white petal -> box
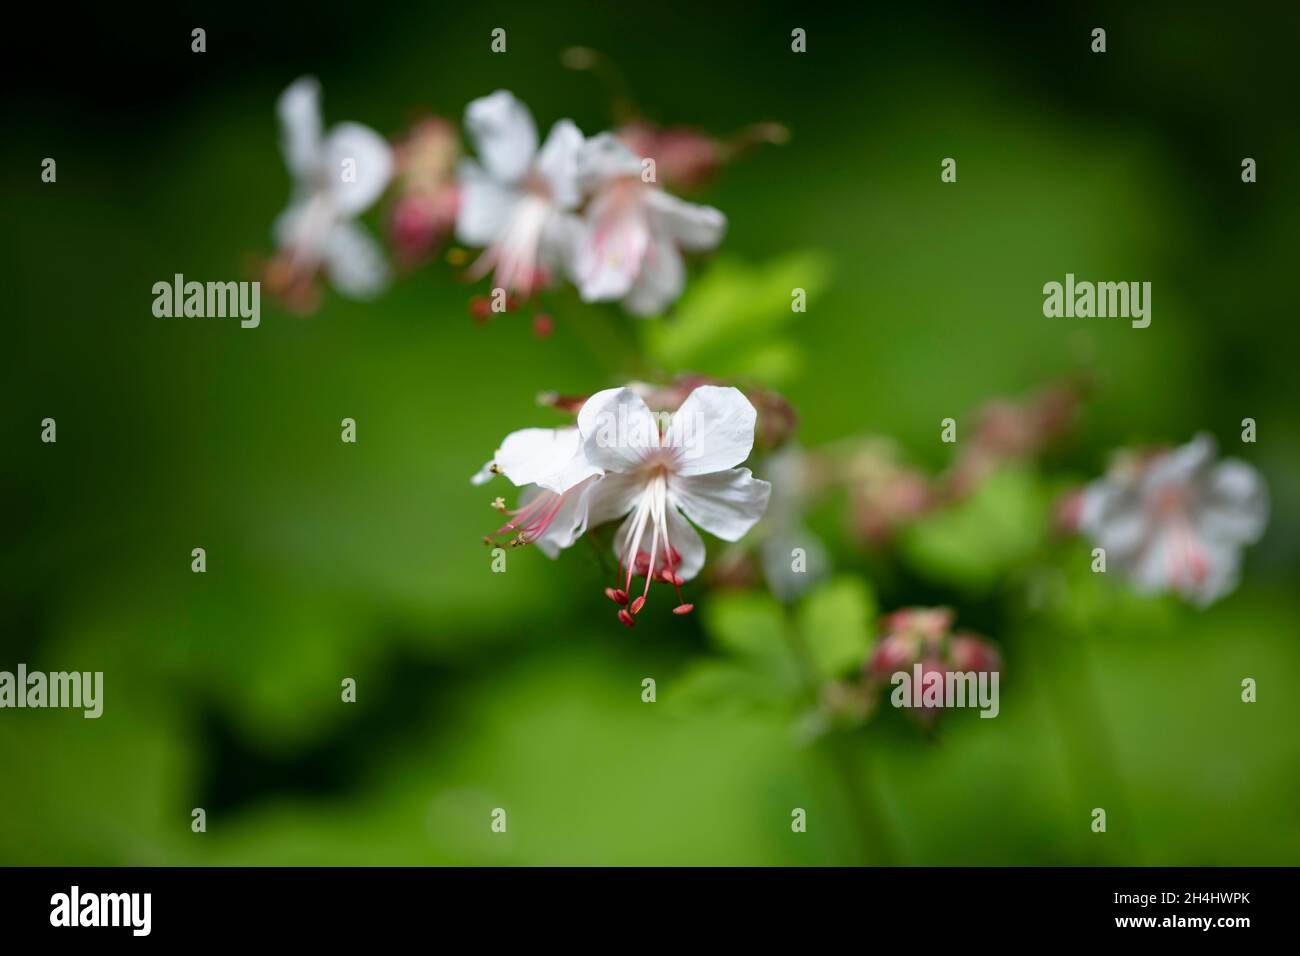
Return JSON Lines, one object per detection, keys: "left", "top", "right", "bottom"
{"left": 762, "top": 525, "right": 828, "bottom": 602}
{"left": 454, "top": 160, "right": 519, "bottom": 246}
{"left": 1076, "top": 481, "right": 1110, "bottom": 536}
{"left": 495, "top": 427, "right": 590, "bottom": 490}
{"left": 645, "top": 189, "right": 727, "bottom": 251}
{"left": 524, "top": 478, "right": 597, "bottom": 557}
{"left": 1198, "top": 459, "right": 1269, "bottom": 546}
{"left": 1097, "top": 507, "right": 1150, "bottom": 560}
{"left": 664, "top": 506, "right": 706, "bottom": 581}
{"left": 1186, "top": 550, "right": 1241, "bottom": 607}
{"left": 324, "top": 122, "right": 393, "bottom": 217}
{"left": 1127, "top": 527, "right": 1175, "bottom": 596}
{"left": 538, "top": 211, "right": 584, "bottom": 282}
{"left": 583, "top": 471, "right": 645, "bottom": 528}
{"left": 272, "top": 200, "right": 325, "bottom": 258}
{"left": 1129, "top": 523, "right": 1239, "bottom": 606}
{"left": 1143, "top": 432, "right": 1216, "bottom": 492}
{"left": 574, "top": 187, "right": 649, "bottom": 302}
{"left": 576, "top": 132, "right": 643, "bottom": 194}
{"left": 578, "top": 387, "right": 662, "bottom": 473}
{"left": 668, "top": 467, "right": 771, "bottom": 541}
{"left": 535, "top": 119, "right": 585, "bottom": 210}
{"left": 1079, "top": 481, "right": 1149, "bottom": 561}
{"left": 464, "top": 90, "right": 537, "bottom": 184}
{"left": 621, "top": 232, "right": 685, "bottom": 316}
{"left": 278, "top": 76, "right": 323, "bottom": 179}
{"left": 470, "top": 460, "right": 497, "bottom": 485}
{"left": 322, "top": 221, "right": 390, "bottom": 298}
{"left": 663, "top": 385, "right": 758, "bottom": 477}
{"left": 543, "top": 445, "right": 603, "bottom": 494}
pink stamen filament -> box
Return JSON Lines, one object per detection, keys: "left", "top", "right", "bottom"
{"left": 469, "top": 193, "right": 551, "bottom": 296}
{"left": 486, "top": 489, "right": 567, "bottom": 546}
{"left": 610, "top": 471, "right": 693, "bottom": 624}
{"left": 1170, "top": 516, "right": 1209, "bottom": 588}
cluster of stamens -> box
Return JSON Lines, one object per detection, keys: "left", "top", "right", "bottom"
{"left": 603, "top": 472, "right": 695, "bottom": 626}
{"left": 482, "top": 476, "right": 569, "bottom": 549}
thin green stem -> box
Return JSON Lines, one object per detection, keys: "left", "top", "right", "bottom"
{"left": 780, "top": 604, "right": 899, "bottom": 866}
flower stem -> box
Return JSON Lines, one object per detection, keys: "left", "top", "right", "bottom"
{"left": 781, "top": 604, "right": 899, "bottom": 866}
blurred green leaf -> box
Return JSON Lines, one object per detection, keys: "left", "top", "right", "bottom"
{"left": 900, "top": 465, "right": 1048, "bottom": 592}
{"left": 702, "top": 590, "right": 788, "bottom": 659}
{"left": 700, "top": 590, "right": 804, "bottom": 694}
{"left": 668, "top": 660, "right": 790, "bottom": 715}
{"left": 797, "top": 575, "right": 877, "bottom": 680}
{"left": 639, "top": 253, "right": 832, "bottom": 385}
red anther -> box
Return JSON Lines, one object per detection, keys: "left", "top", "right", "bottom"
{"left": 630, "top": 595, "right": 646, "bottom": 615}
{"left": 532, "top": 313, "right": 554, "bottom": 338}
{"left": 469, "top": 296, "right": 492, "bottom": 323}
{"left": 618, "top": 609, "right": 635, "bottom": 628}
{"left": 657, "top": 567, "right": 684, "bottom": 586}
{"left": 672, "top": 603, "right": 695, "bottom": 616}
{"left": 605, "top": 587, "right": 629, "bottom": 606}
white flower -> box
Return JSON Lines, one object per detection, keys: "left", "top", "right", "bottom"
{"left": 1078, "top": 433, "right": 1268, "bottom": 606}
{"left": 474, "top": 426, "right": 602, "bottom": 557}
{"left": 759, "top": 446, "right": 829, "bottom": 603}
{"left": 573, "top": 133, "right": 726, "bottom": 317}
{"left": 273, "top": 77, "right": 394, "bottom": 299}
{"left": 578, "top": 385, "right": 771, "bottom": 623}
{"left": 455, "top": 91, "right": 585, "bottom": 296}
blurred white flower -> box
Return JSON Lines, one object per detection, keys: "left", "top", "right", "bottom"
{"left": 474, "top": 426, "right": 603, "bottom": 557}
{"left": 758, "top": 446, "right": 829, "bottom": 603}
{"left": 1078, "top": 433, "right": 1268, "bottom": 606}
{"left": 455, "top": 91, "right": 586, "bottom": 296}
{"left": 271, "top": 76, "right": 394, "bottom": 301}
{"left": 578, "top": 385, "right": 770, "bottom": 624}
{"left": 573, "top": 133, "right": 726, "bottom": 316}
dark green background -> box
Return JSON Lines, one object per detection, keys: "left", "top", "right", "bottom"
{"left": 2, "top": 1, "right": 1297, "bottom": 864}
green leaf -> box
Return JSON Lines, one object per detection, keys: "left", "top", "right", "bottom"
{"left": 702, "top": 590, "right": 788, "bottom": 660}
{"left": 797, "top": 576, "right": 876, "bottom": 680}
{"left": 900, "top": 465, "right": 1048, "bottom": 593}
{"left": 667, "top": 660, "right": 790, "bottom": 715}
{"left": 639, "top": 252, "right": 832, "bottom": 386}
{"left": 699, "top": 590, "right": 806, "bottom": 697}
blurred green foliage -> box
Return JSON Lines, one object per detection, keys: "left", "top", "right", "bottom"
{"left": 1, "top": 1, "right": 1297, "bottom": 865}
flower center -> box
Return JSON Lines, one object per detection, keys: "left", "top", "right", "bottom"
{"left": 1152, "top": 484, "right": 1192, "bottom": 516}
{"left": 606, "top": 470, "right": 694, "bottom": 627}
{"left": 469, "top": 193, "right": 553, "bottom": 296}
{"left": 585, "top": 179, "right": 648, "bottom": 275}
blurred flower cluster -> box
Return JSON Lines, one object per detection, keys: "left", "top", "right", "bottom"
{"left": 263, "top": 63, "right": 785, "bottom": 330}
{"left": 253, "top": 61, "right": 1269, "bottom": 752}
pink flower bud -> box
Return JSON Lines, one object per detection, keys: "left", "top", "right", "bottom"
{"left": 948, "top": 635, "right": 1001, "bottom": 674}
{"left": 866, "top": 633, "right": 920, "bottom": 681}
{"left": 881, "top": 607, "right": 954, "bottom": 644}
